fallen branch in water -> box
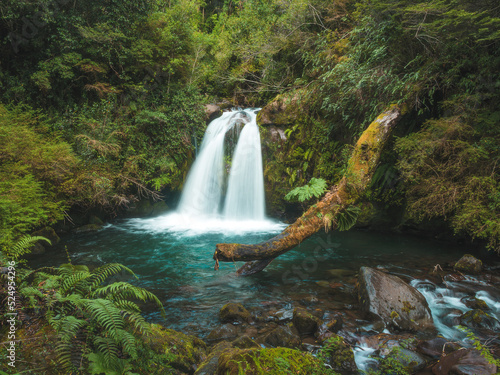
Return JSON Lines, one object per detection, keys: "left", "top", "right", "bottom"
{"left": 213, "top": 104, "right": 405, "bottom": 275}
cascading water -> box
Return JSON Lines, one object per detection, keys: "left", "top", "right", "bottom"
{"left": 144, "top": 108, "right": 283, "bottom": 235}
{"left": 223, "top": 110, "right": 265, "bottom": 220}
{"left": 177, "top": 111, "right": 243, "bottom": 216}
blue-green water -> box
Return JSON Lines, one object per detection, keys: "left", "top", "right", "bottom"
{"left": 33, "top": 214, "right": 472, "bottom": 339}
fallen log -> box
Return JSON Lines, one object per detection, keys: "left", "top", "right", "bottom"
{"left": 213, "top": 104, "right": 405, "bottom": 275}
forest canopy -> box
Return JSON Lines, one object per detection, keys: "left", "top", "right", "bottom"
{"left": 0, "top": 0, "right": 499, "bottom": 250}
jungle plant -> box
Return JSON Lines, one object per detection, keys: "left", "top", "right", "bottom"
{"left": 18, "top": 261, "right": 165, "bottom": 374}
{"left": 285, "top": 177, "right": 328, "bottom": 203}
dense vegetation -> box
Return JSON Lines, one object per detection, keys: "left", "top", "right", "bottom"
{"left": 1, "top": 0, "right": 499, "bottom": 373}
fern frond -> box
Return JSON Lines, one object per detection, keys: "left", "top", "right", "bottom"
{"left": 6, "top": 235, "right": 51, "bottom": 260}
{"left": 88, "top": 263, "right": 137, "bottom": 290}
{"left": 91, "top": 282, "right": 164, "bottom": 315}
{"left": 337, "top": 206, "right": 361, "bottom": 231}
{"left": 60, "top": 271, "right": 91, "bottom": 296}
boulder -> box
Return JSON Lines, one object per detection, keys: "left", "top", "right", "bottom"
{"left": 204, "top": 104, "right": 222, "bottom": 122}
{"left": 417, "top": 337, "right": 461, "bottom": 358}
{"left": 292, "top": 307, "right": 322, "bottom": 336}
{"left": 261, "top": 325, "right": 301, "bottom": 349}
{"left": 320, "top": 334, "right": 358, "bottom": 373}
{"left": 32, "top": 227, "right": 60, "bottom": 246}
{"left": 454, "top": 254, "right": 483, "bottom": 274}
{"left": 460, "top": 309, "right": 500, "bottom": 331}
{"left": 140, "top": 324, "right": 207, "bottom": 374}
{"left": 232, "top": 335, "right": 260, "bottom": 349}
{"left": 432, "top": 348, "right": 497, "bottom": 375}
{"left": 207, "top": 324, "right": 239, "bottom": 342}
{"left": 88, "top": 215, "right": 104, "bottom": 226}
{"left": 194, "top": 341, "right": 232, "bottom": 375}
{"left": 357, "top": 267, "right": 434, "bottom": 332}
{"left": 219, "top": 303, "right": 251, "bottom": 323}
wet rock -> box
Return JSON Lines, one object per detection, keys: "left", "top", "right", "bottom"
{"left": 454, "top": 254, "right": 483, "bottom": 274}
{"left": 300, "top": 295, "right": 319, "bottom": 306}
{"left": 207, "top": 324, "right": 239, "bottom": 342}
{"left": 151, "top": 200, "right": 169, "bottom": 216}
{"left": 267, "top": 126, "right": 287, "bottom": 143}
{"left": 357, "top": 267, "right": 434, "bottom": 332}
{"left": 321, "top": 334, "right": 358, "bottom": 373}
{"left": 217, "top": 347, "right": 326, "bottom": 374}
{"left": 261, "top": 325, "right": 301, "bottom": 349}
{"left": 394, "top": 348, "right": 428, "bottom": 373}
{"left": 194, "top": 341, "right": 231, "bottom": 375}
{"left": 232, "top": 335, "right": 259, "bottom": 349}
{"left": 219, "top": 303, "right": 251, "bottom": 323}
{"left": 204, "top": 104, "right": 222, "bottom": 122}
{"left": 72, "top": 224, "right": 102, "bottom": 234}
{"left": 462, "top": 296, "right": 489, "bottom": 310}
{"left": 292, "top": 307, "right": 322, "bottom": 336}
{"left": 271, "top": 306, "right": 294, "bottom": 322}
{"left": 432, "top": 348, "right": 497, "bottom": 375}
{"left": 417, "top": 337, "right": 461, "bottom": 358}
{"left": 32, "top": 226, "right": 60, "bottom": 245}
{"left": 459, "top": 309, "right": 500, "bottom": 331}
{"left": 88, "top": 215, "right": 104, "bottom": 226}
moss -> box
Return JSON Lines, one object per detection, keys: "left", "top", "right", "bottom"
{"left": 138, "top": 323, "right": 207, "bottom": 374}
{"left": 402, "top": 301, "right": 416, "bottom": 314}
{"left": 217, "top": 347, "right": 332, "bottom": 375}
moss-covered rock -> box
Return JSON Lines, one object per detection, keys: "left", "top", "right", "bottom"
{"left": 216, "top": 347, "right": 329, "bottom": 374}
{"left": 194, "top": 341, "right": 232, "bottom": 375}
{"left": 454, "top": 254, "right": 483, "bottom": 274}
{"left": 292, "top": 307, "right": 322, "bottom": 336}
{"left": 219, "top": 303, "right": 251, "bottom": 323}
{"left": 460, "top": 309, "right": 500, "bottom": 331}
{"left": 319, "top": 334, "right": 357, "bottom": 373}
{"left": 232, "top": 335, "right": 260, "bottom": 349}
{"left": 32, "top": 226, "right": 60, "bottom": 245}
{"left": 138, "top": 323, "right": 207, "bottom": 374}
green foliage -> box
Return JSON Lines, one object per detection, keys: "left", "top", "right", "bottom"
{"left": 337, "top": 206, "right": 361, "bottom": 231}
{"left": 364, "top": 346, "right": 411, "bottom": 375}
{"left": 3, "top": 235, "right": 50, "bottom": 261}
{"left": 395, "top": 110, "right": 500, "bottom": 251}
{"left": 285, "top": 178, "right": 328, "bottom": 203}
{"left": 459, "top": 326, "right": 500, "bottom": 366}
{"left": 18, "top": 261, "right": 165, "bottom": 374}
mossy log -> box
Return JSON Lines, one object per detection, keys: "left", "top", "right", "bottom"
{"left": 214, "top": 105, "right": 405, "bottom": 275}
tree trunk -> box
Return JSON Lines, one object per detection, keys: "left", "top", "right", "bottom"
{"left": 213, "top": 105, "right": 405, "bottom": 275}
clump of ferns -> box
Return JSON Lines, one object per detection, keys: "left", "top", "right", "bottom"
{"left": 19, "top": 262, "right": 165, "bottom": 374}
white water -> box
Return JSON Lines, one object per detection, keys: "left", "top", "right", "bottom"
{"left": 223, "top": 110, "right": 265, "bottom": 220}
{"left": 149, "top": 108, "right": 282, "bottom": 235}
{"left": 178, "top": 111, "right": 248, "bottom": 217}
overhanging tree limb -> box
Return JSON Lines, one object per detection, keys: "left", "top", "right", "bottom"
{"left": 213, "top": 104, "right": 405, "bottom": 275}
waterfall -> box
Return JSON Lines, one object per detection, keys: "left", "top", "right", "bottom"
{"left": 177, "top": 109, "right": 266, "bottom": 220}
{"left": 223, "top": 111, "right": 265, "bottom": 220}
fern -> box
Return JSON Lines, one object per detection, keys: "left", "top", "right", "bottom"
{"left": 5, "top": 235, "right": 51, "bottom": 260}
{"left": 285, "top": 177, "right": 328, "bottom": 202}
{"left": 337, "top": 206, "right": 361, "bottom": 231}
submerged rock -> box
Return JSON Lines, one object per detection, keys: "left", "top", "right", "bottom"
{"left": 216, "top": 347, "right": 326, "bottom": 374}
{"left": 454, "top": 254, "right": 483, "bottom": 274}
{"left": 219, "top": 303, "right": 251, "bottom": 323}
{"left": 432, "top": 348, "right": 497, "bottom": 375}
{"left": 357, "top": 267, "right": 434, "bottom": 332}
{"left": 292, "top": 307, "right": 322, "bottom": 336}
